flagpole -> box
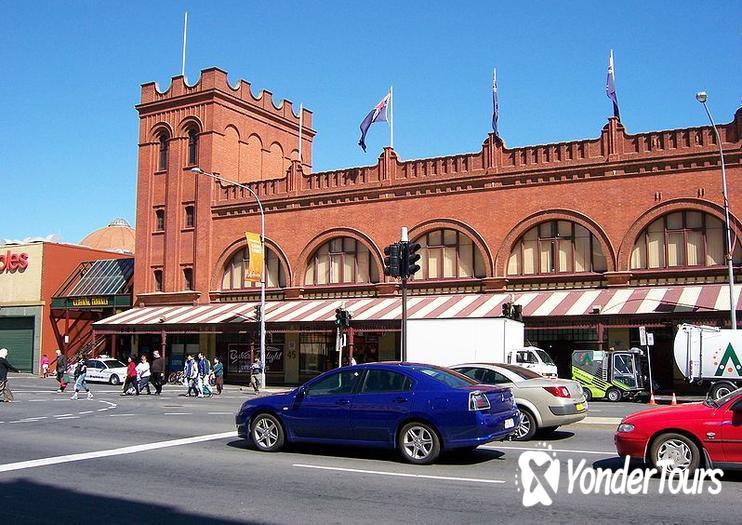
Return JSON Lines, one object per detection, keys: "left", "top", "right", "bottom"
{"left": 389, "top": 86, "right": 394, "bottom": 150}
{"left": 298, "top": 103, "right": 303, "bottom": 163}
{"left": 181, "top": 12, "right": 188, "bottom": 77}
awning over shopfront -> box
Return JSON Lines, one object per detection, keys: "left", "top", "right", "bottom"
{"left": 94, "top": 283, "right": 741, "bottom": 331}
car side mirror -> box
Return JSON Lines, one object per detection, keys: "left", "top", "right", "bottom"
{"left": 731, "top": 399, "right": 742, "bottom": 412}
{"left": 296, "top": 386, "right": 306, "bottom": 399}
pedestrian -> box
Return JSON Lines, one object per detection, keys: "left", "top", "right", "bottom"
{"left": 136, "top": 355, "right": 152, "bottom": 395}
{"left": 185, "top": 355, "right": 199, "bottom": 397}
{"left": 0, "top": 348, "right": 20, "bottom": 403}
{"left": 40, "top": 354, "right": 50, "bottom": 378}
{"left": 151, "top": 350, "right": 164, "bottom": 395}
{"left": 121, "top": 356, "right": 140, "bottom": 396}
{"left": 250, "top": 358, "right": 263, "bottom": 394}
{"left": 71, "top": 360, "right": 93, "bottom": 400}
{"left": 197, "top": 353, "right": 210, "bottom": 398}
{"left": 55, "top": 349, "right": 68, "bottom": 393}
{"left": 213, "top": 357, "right": 224, "bottom": 395}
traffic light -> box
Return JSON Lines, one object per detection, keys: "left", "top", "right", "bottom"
{"left": 335, "top": 308, "right": 352, "bottom": 328}
{"left": 512, "top": 304, "right": 523, "bottom": 322}
{"left": 254, "top": 304, "right": 262, "bottom": 322}
{"left": 401, "top": 242, "right": 422, "bottom": 279}
{"left": 383, "top": 242, "right": 401, "bottom": 278}
{"left": 502, "top": 302, "right": 512, "bottom": 319}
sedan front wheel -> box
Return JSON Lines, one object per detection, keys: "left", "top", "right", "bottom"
{"left": 251, "top": 413, "right": 285, "bottom": 452}
{"left": 399, "top": 422, "right": 440, "bottom": 465}
{"left": 650, "top": 433, "right": 701, "bottom": 472}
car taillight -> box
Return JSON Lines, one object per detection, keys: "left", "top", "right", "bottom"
{"left": 469, "top": 391, "right": 491, "bottom": 411}
{"left": 543, "top": 386, "right": 570, "bottom": 398}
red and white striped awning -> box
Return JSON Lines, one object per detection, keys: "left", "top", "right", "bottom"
{"left": 94, "top": 284, "right": 741, "bottom": 329}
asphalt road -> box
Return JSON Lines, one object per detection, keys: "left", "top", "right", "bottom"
{"left": 0, "top": 375, "right": 738, "bottom": 525}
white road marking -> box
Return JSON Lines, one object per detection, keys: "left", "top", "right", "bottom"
{"left": 53, "top": 414, "right": 74, "bottom": 417}
{"left": 55, "top": 416, "right": 80, "bottom": 420}
{"left": 108, "top": 413, "right": 136, "bottom": 417}
{"left": 292, "top": 464, "right": 506, "bottom": 484}
{"left": 0, "top": 431, "right": 237, "bottom": 474}
{"left": 484, "top": 444, "right": 615, "bottom": 456}
{"left": 78, "top": 411, "right": 94, "bottom": 415}
{"left": 580, "top": 417, "right": 622, "bottom": 425}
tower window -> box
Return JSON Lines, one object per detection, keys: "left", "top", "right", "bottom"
{"left": 183, "top": 268, "right": 193, "bottom": 291}
{"left": 155, "top": 209, "right": 165, "bottom": 232}
{"left": 184, "top": 205, "right": 195, "bottom": 228}
{"left": 158, "top": 133, "right": 169, "bottom": 171}
{"left": 187, "top": 128, "right": 198, "bottom": 166}
{"left": 154, "top": 269, "right": 163, "bottom": 292}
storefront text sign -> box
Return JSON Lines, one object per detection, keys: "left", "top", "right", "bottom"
{"left": 0, "top": 251, "right": 29, "bottom": 273}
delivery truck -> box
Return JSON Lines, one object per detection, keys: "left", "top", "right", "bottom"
{"left": 674, "top": 323, "right": 742, "bottom": 399}
{"left": 405, "top": 317, "right": 558, "bottom": 377}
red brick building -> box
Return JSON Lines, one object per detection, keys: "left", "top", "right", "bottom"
{"left": 95, "top": 68, "right": 741, "bottom": 389}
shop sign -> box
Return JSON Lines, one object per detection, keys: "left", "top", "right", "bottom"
{"left": 70, "top": 296, "right": 112, "bottom": 307}
{"left": 0, "top": 251, "right": 29, "bottom": 273}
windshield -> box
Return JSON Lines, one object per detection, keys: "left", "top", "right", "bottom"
{"left": 706, "top": 387, "right": 742, "bottom": 408}
{"left": 103, "top": 360, "right": 126, "bottom": 368}
{"left": 495, "top": 363, "right": 543, "bottom": 380}
{"left": 534, "top": 349, "right": 555, "bottom": 366}
{"left": 418, "top": 367, "right": 478, "bottom": 388}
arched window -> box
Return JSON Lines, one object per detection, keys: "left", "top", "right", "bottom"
{"left": 187, "top": 128, "right": 198, "bottom": 166}
{"left": 153, "top": 269, "right": 163, "bottom": 292}
{"left": 508, "top": 221, "right": 607, "bottom": 275}
{"left": 414, "top": 229, "right": 486, "bottom": 279}
{"left": 221, "top": 246, "right": 286, "bottom": 289}
{"left": 304, "top": 237, "right": 379, "bottom": 285}
{"left": 158, "top": 132, "right": 169, "bottom": 171}
{"left": 630, "top": 211, "right": 742, "bottom": 269}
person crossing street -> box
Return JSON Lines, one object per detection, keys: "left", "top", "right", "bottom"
{"left": 213, "top": 357, "right": 224, "bottom": 395}
{"left": 55, "top": 349, "right": 68, "bottom": 393}
{"left": 71, "top": 360, "right": 93, "bottom": 400}
{"left": 136, "top": 355, "right": 152, "bottom": 395}
{"left": 0, "top": 348, "right": 20, "bottom": 403}
{"left": 250, "top": 358, "right": 263, "bottom": 394}
{"left": 151, "top": 350, "right": 164, "bottom": 395}
{"left": 121, "top": 356, "right": 140, "bottom": 396}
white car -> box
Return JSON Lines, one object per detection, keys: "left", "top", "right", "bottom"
{"left": 81, "top": 357, "right": 128, "bottom": 385}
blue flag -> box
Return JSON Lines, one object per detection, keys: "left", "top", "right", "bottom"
{"left": 492, "top": 68, "right": 499, "bottom": 137}
{"left": 606, "top": 50, "right": 620, "bottom": 121}
{"left": 358, "top": 92, "right": 390, "bottom": 152}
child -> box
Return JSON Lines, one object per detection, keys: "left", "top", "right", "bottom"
{"left": 41, "top": 354, "right": 50, "bottom": 378}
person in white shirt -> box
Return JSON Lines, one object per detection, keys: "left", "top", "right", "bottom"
{"left": 136, "top": 355, "right": 152, "bottom": 395}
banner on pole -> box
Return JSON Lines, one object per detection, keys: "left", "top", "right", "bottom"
{"left": 244, "top": 232, "right": 263, "bottom": 283}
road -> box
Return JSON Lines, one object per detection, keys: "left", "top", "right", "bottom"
{"left": 0, "top": 375, "right": 738, "bottom": 525}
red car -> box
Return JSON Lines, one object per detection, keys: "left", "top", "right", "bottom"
{"left": 615, "top": 388, "right": 742, "bottom": 471}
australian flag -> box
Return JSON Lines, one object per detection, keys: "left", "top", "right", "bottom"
{"left": 358, "top": 92, "right": 390, "bottom": 152}
{"left": 606, "top": 50, "right": 620, "bottom": 121}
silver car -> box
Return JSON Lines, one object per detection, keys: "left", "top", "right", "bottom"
{"left": 452, "top": 363, "right": 587, "bottom": 441}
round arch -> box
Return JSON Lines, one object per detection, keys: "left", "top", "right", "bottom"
{"left": 211, "top": 236, "right": 292, "bottom": 291}
{"left": 407, "top": 218, "right": 495, "bottom": 278}
{"left": 616, "top": 198, "right": 742, "bottom": 271}
{"left": 495, "top": 209, "right": 616, "bottom": 276}
{"left": 177, "top": 116, "right": 203, "bottom": 136}
{"left": 148, "top": 122, "right": 174, "bottom": 142}
{"left": 297, "top": 228, "right": 384, "bottom": 287}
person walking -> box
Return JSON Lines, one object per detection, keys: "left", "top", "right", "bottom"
{"left": 250, "top": 358, "right": 263, "bottom": 394}
{"left": 185, "top": 355, "right": 199, "bottom": 397}
{"left": 55, "top": 349, "right": 68, "bottom": 393}
{"left": 71, "top": 360, "right": 93, "bottom": 400}
{"left": 40, "top": 354, "right": 50, "bottom": 378}
{"left": 0, "top": 348, "right": 20, "bottom": 403}
{"left": 197, "top": 353, "right": 210, "bottom": 398}
{"left": 151, "top": 350, "right": 164, "bottom": 395}
{"left": 121, "top": 356, "right": 140, "bottom": 396}
{"left": 213, "top": 357, "right": 224, "bottom": 395}
{"left": 136, "top": 355, "right": 152, "bottom": 395}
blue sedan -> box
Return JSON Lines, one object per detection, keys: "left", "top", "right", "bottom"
{"left": 236, "top": 362, "right": 520, "bottom": 464}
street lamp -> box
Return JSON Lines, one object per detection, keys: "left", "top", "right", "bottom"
{"left": 190, "top": 167, "right": 268, "bottom": 384}
{"left": 696, "top": 92, "right": 737, "bottom": 330}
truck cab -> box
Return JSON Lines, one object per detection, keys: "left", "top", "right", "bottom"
{"left": 506, "top": 346, "right": 558, "bottom": 378}
{"left": 571, "top": 348, "right": 645, "bottom": 402}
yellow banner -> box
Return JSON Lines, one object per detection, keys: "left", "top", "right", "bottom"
{"left": 245, "top": 232, "right": 263, "bottom": 283}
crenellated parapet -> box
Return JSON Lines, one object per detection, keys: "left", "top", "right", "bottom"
{"left": 139, "top": 67, "right": 314, "bottom": 130}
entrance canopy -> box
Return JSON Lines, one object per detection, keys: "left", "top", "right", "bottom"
{"left": 93, "top": 284, "right": 740, "bottom": 332}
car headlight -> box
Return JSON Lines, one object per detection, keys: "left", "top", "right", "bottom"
{"left": 617, "top": 423, "right": 635, "bottom": 433}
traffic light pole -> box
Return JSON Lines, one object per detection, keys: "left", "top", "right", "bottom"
{"left": 401, "top": 276, "right": 408, "bottom": 362}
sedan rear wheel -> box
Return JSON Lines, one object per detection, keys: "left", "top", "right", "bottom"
{"left": 109, "top": 375, "right": 121, "bottom": 385}
{"left": 511, "top": 407, "right": 537, "bottom": 441}
{"left": 650, "top": 433, "right": 700, "bottom": 472}
{"left": 251, "top": 413, "right": 285, "bottom": 452}
{"left": 399, "top": 422, "right": 440, "bottom": 465}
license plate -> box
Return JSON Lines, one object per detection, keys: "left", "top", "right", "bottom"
{"left": 575, "top": 403, "right": 584, "bottom": 412}
{"left": 504, "top": 418, "right": 514, "bottom": 429}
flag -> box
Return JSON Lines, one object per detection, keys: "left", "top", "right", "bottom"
{"left": 244, "top": 232, "right": 263, "bottom": 283}
{"left": 358, "top": 92, "right": 390, "bottom": 152}
{"left": 492, "top": 68, "right": 499, "bottom": 137}
{"left": 606, "top": 50, "right": 620, "bottom": 120}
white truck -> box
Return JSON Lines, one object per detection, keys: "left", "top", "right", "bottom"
{"left": 673, "top": 323, "right": 742, "bottom": 399}
{"left": 406, "top": 317, "right": 558, "bottom": 377}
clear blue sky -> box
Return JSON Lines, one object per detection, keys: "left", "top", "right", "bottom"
{"left": 1, "top": 1, "right": 739, "bottom": 242}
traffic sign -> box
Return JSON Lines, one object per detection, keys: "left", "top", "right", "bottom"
{"left": 639, "top": 326, "right": 647, "bottom": 346}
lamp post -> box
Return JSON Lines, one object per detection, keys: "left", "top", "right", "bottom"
{"left": 190, "top": 167, "right": 267, "bottom": 384}
{"left": 696, "top": 92, "right": 737, "bottom": 330}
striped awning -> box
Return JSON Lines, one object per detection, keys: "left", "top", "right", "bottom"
{"left": 93, "top": 284, "right": 741, "bottom": 329}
